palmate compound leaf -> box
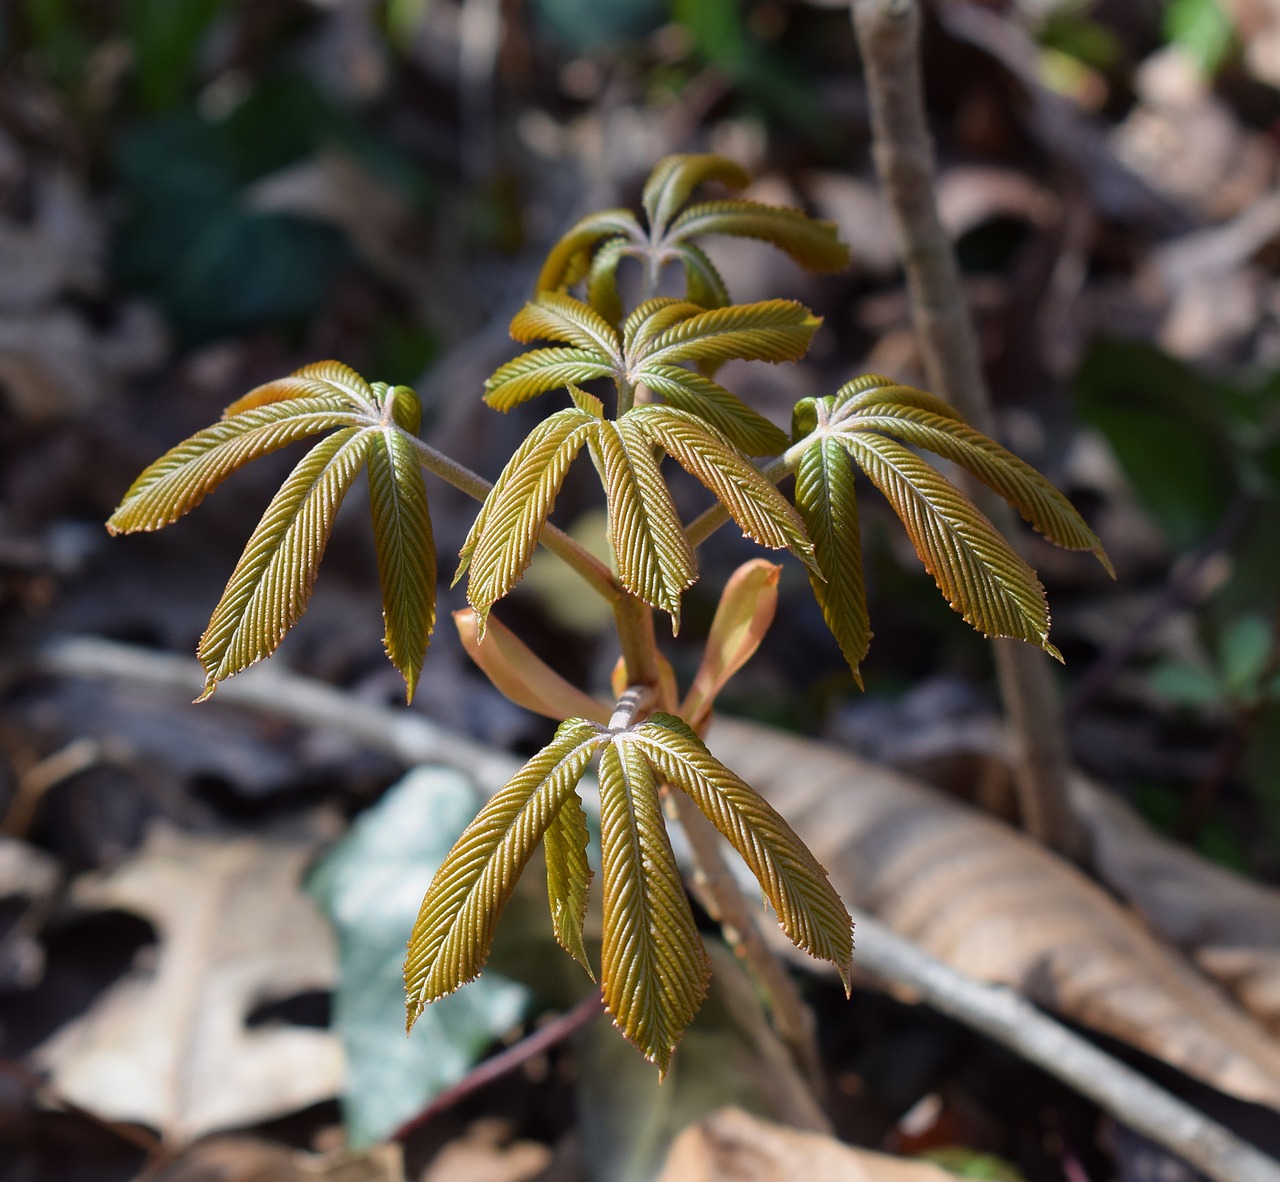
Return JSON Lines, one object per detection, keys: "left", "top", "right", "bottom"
{"left": 625, "top": 713, "right": 854, "bottom": 989}
{"left": 404, "top": 719, "right": 604, "bottom": 1023}
{"left": 482, "top": 348, "right": 615, "bottom": 412}
{"left": 631, "top": 299, "right": 821, "bottom": 370}
{"left": 536, "top": 209, "right": 646, "bottom": 295}
{"left": 838, "top": 430, "right": 1058, "bottom": 657}
{"left": 667, "top": 200, "right": 851, "bottom": 275}
{"left": 597, "top": 739, "right": 711, "bottom": 1074}
{"left": 105, "top": 397, "right": 362, "bottom": 534}
{"left": 223, "top": 360, "right": 380, "bottom": 415}
{"left": 458, "top": 405, "right": 600, "bottom": 629}
{"left": 509, "top": 292, "right": 625, "bottom": 364}
{"left": 635, "top": 363, "right": 788, "bottom": 457}
{"left": 642, "top": 154, "right": 751, "bottom": 236}
{"left": 196, "top": 427, "right": 374, "bottom": 700}
{"left": 794, "top": 436, "right": 870, "bottom": 688}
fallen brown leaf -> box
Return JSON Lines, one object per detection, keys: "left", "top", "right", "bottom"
{"left": 709, "top": 718, "right": 1280, "bottom": 1111}
{"left": 656, "top": 1108, "right": 955, "bottom": 1182}
{"left": 33, "top": 825, "right": 342, "bottom": 1143}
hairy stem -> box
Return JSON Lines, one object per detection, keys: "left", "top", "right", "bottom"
{"left": 850, "top": 0, "right": 1083, "bottom": 857}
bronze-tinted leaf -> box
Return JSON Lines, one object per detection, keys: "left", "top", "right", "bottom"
{"left": 668, "top": 200, "right": 850, "bottom": 274}
{"left": 794, "top": 436, "right": 870, "bottom": 686}
{"left": 223, "top": 360, "right": 379, "bottom": 416}
{"left": 635, "top": 300, "right": 821, "bottom": 370}
{"left": 834, "top": 376, "right": 963, "bottom": 421}
{"left": 404, "top": 719, "right": 604, "bottom": 1023}
{"left": 368, "top": 426, "right": 435, "bottom": 702}
{"left": 196, "top": 428, "right": 373, "bottom": 699}
{"left": 545, "top": 790, "right": 595, "bottom": 977}
{"left": 483, "top": 348, "right": 615, "bottom": 412}
{"left": 626, "top": 713, "right": 853, "bottom": 988}
{"left": 635, "top": 363, "right": 788, "bottom": 457}
{"left": 106, "top": 398, "right": 359, "bottom": 535}
{"left": 597, "top": 739, "right": 710, "bottom": 1073}
{"left": 675, "top": 242, "right": 730, "bottom": 309}
{"left": 622, "top": 298, "right": 702, "bottom": 358}
{"left": 594, "top": 418, "right": 698, "bottom": 627}
{"left": 839, "top": 431, "right": 1057, "bottom": 656}
{"left": 642, "top": 154, "right": 750, "bottom": 235}
{"left": 536, "top": 209, "right": 645, "bottom": 294}
{"left": 586, "top": 236, "right": 635, "bottom": 326}
{"left": 510, "top": 293, "right": 623, "bottom": 363}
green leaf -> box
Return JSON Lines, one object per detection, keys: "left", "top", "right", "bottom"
{"left": 849, "top": 404, "right": 1112, "bottom": 574}
{"left": 834, "top": 375, "right": 963, "bottom": 421}
{"left": 635, "top": 363, "right": 788, "bottom": 456}
{"left": 510, "top": 292, "right": 624, "bottom": 363}
{"left": 668, "top": 200, "right": 850, "bottom": 273}
{"left": 622, "top": 297, "right": 703, "bottom": 357}
{"left": 483, "top": 348, "right": 616, "bottom": 412}
{"left": 544, "top": 790, "right": 596, "bottom": 976}
{"left": 458, "top": 408, "right": 598, "bottom": 626}
{"left": 196, "top": 427, "right": 374, "bottom": 699}
{"left": 536, "top": 208, "right": 645, "bottom": 294}
{"left": 626, "top": 713, "right": 853, "bottom": 987}
{"left": 676, "top": 242, "right": 731, "bottom": 308}
{"left": 629, "top": 406, "right": 815, "bottom": 569}
{"left": 595, "top": 418, "right": 698, "bottom": 627}
{"left": 404, "top": 719, "right": 604, "bottom": 1022}
{"left": 642, "top": 153, "right": 750, "bottom": 236}
{"left": 224, "top": 359, "right": 379, "bottom": 415}
{"left": 586, "top": 236, "right": 634, "bottom": 326}
{"left": 106, "top": 397, "right": 360, "bottom": 534}
{"left": 597, "top": 739, "right": 710, "bottom": 1074}
{"left": 309, "top": 767, "right": 528, "bottom": 1148}
{"left": 634, "top": 299, "right": 821, "bottom": 369}
{"left": 368, "top": 425, "right": 435, "bottom": 702}
{"left": 840, "top": 431, "right": 1057, "bottom": 655}
{"left": 794, "top": 437, "right": 870, "bottom": 686}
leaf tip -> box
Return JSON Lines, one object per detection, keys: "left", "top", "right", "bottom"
{"left": 1044, "top": 638, "right": 1065, "bottom": 663}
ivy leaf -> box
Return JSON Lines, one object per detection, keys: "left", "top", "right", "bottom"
{"left": 839, "top": 431, "right": 1058, "bottom": 657}
{"left": 483, "top": 348, "right": 615, "bottom": 412}
{"left": 847, "top": 404, "right": 1114, "bottom": 575}
{"left": 106, "top": 397, "right": 360, "bottom": 534}
{"left": 642, "top": 153, "right": 750, "bottom": 236}
{"left": 668, "top": 200, "right": 850, "bottom": 274}
{"left": 629, "top": 406, "right": 815, "bottom": 570}
{"left": 635, "top": 363, "right": 788, "bottom": 456}
{"left": 675, "top": 242, "right": 731, "bottom": 309}
{"left": 536, "top": 209, "right": 645, "bottom": 295}
{"left": 595, "top": 418, "right": 698, "bottom": 628}
{"left": 196, "top": 428, "right": 374, "bottom": 700}
{"left": 368, "top": 424, "right": 435, "bottom": 703}
{"left": 625, "top": 713, "right": 853, "bottom": 989}
{"left": 597, "top": 739, "right": 710, "bottom": 1074}
{"left": 510, "top": 293, "right": 624, "bottom": 364}
{"left": 794, "top": 436, "right": 870, "bottom": 686}
{"left": 632, "top": 299, "right": 821, "bottom": 370}
{"left": 224, "top": 360, "right": 379, "bottom": 415}
{"left": 458, "top": 408, "right": 599, "bottom": 628}
{"left": 404, "top": 719, "right": 604, "bottom": 1024}
{"left": 544, "top": 791, "right": 596, "bottom": 977}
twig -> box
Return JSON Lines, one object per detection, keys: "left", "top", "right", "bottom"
{"left": 850, "top": 909, "right": 1280, "bottom": 1182}
{"left": 850, "top": 0, "right": 1083, "bottom": 858}
{"left": 391, "top": 994, "right": 603, "bottom": 1143}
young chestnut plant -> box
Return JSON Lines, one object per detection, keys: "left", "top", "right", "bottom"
{"left": 107, "top": 153, "right": 1109, "bottom": 1073}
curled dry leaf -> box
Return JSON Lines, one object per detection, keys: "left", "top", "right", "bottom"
{"left": 709, "top": 718, "right": 1280, "bottom": 1111}
{"left": 656, "top": 1107, "right": 956, "bottom": 1182}
{"left": 33, "top": 825, "right": 341, "bottom": 1144}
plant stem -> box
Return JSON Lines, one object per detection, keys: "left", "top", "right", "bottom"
{"left": 403, "top": 433, "right": 623, "bottom": 603}
{"left": 850, "top": 0, "right": 1083, "bottom": 858}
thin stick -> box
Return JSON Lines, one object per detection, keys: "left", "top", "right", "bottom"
{"left": 850, "top": 910, "right": 1280, "bottom": 1182}
{"left": 850, "top": 0, "right": 1082, "bottom": 857}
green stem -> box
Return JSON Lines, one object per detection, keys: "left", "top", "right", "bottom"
{"left": 403, "top": 433, "right": 623, "bottom": 604}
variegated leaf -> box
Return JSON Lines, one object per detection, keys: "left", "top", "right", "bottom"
{"left": 629, "top": 406, "right": 815, "bottom": 570}
{"left": 675, "top": 242, "right": 731, "bottom": 309}
{"left": 483, "top": 348, "right": 615, "bottom": 412}
{"left": 196, "top": 428, "right": 373, "bottom": 699}
{"left": 586, "top": 236, "right": 634, "bottom": 326}
{"left": 368, "top": 425, "right": 435, "bottom": 702}
{"left": 667, "top": 200, "right": 850, "bottom": 273}
{"left": 404, "top": 720, "right": 604, "bottom": 1022}
{"left": 536, "top": 209, "right": 645, "bottom": 294}
{"left": 223, "top": 360, "right": 379, "bottom": 416}
{"left": 597, "top": 739, "right": 710, "bottom": 1073}
{"left": 642, "top": 153, "right": 750, "bottom": 235}
{"left": 635, "top": 363, "right": 788, "bottom": 456}
{"left": 848, "top": 406, "right": 1113, "bottom": 574}
{"left": 459, "top": 408, "right": 598, "bottom": 626}
{"left": 106, "top": 398, "right": 360, "bottom": 535}
{"left": 510, "top": 293, "right": 624, "bottom": 363}
{"left": 594, "top": 418, "right": 698, "bottom": 627}
{"left": 544, "top": 790, "right": 595, "bottom": 977}
{"left": 794, "top": 436, "right": 870, "bottom": 686}
{"left": 626, "top": 713, "right": 853, "bottom": 988}
{"left": 633, "top": 299, "right": 821, "bottom": 370}
{"left": 839, "top": 431, "right": 1057, "bottom": 656}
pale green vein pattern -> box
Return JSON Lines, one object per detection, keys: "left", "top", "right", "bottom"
{"left": 535, "top": 209, "right": 644, "bottom": 293}
{"left": 225, "top": 360, "right": 378, "bottom": 415}
{"left": 598, "top": 740, "right": 709, "bottom": 1074}
{"left": 483, "top": 348, "right": 614, "bottom": 412}
{"left": 196, "top": 427, "right": 373, "bottom": 698}
{"left": 642, "top": 153, "right": 749, "bottom": 233}
{"left": 544, "top": 790, "right": 595, "bottom": 977}
{"left": 636, "top": 363, "right": 787, "bottom": 456}
{"left": 669, "top": 200, "right": 850, "bottom": 273}
{"left": 510, "top": 292, "right": 623, "bottom": 362}
{"left": 638, "top": 300, "right": 820, "bottom": 369}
